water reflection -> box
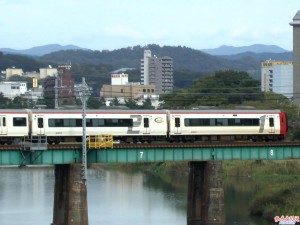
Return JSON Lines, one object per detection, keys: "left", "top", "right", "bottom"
{"left": 88, "top": 168, "right": 187, "bottom": 225}
{"left": 0, "top": 166, "right": 269, "bottom": 225}
{"left": 0, "top": 166, "right": 187, "bottom": 225}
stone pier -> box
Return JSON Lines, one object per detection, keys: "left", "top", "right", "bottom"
{"left": 187, "top": 161, "right": 225, "bottom": 225}
{"left": 52, "top": 164, "right": 88, "bottom": 225}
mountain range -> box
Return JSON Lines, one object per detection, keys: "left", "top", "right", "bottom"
{"left": 0, "top": 43, "right": 293, "bottom": 83}
{"left": 0, "top": 44, "right": 87, "bottom": 56}
{"left": 201, "top": 44, "right": 289, "bottom": 55}
{"left": 0, "top": 43, "right": 290, "bottom": 57}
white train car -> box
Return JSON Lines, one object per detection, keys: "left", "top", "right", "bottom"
{"left": 167, "top": 110, "right": 288, "bottom": 142}
{"left": 0, "top": 109, "right": 30, "bottom": 145}
{"left": 30, "top": 110, "right": 169, "bottom": 144}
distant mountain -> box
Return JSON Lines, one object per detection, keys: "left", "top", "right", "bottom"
{"left": 218, "top": 51, "right": 293, "bottom": 61}
{"left": 0, "top": 44, "right": 293, "bottom": 86}
{"left": 201, "top": 44, "right": 288, "bottom": 55}
{"left": 0, "top": 44, "right": 88, "bottom": 56}
{"left": 39, "top": 44, "right": 261, "bottom": 73}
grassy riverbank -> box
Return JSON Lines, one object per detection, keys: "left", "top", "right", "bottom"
{"left": 224, "top": 160, "right": 300, "bottom": 221}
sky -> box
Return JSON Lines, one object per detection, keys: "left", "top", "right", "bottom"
{"left": 0, "top": 0, "right": 299, "bottom": 51}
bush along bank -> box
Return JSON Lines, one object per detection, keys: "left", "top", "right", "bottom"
{"left": 224, "top": 160, "right": 300, "bottom": 222}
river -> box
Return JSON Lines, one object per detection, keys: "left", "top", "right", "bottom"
{"left": 0, "top": 166, "right": 267, "bottom": 225}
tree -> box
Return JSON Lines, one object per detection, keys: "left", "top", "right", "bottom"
{"left": 0, "top": 93, "right": 9, "bottom": 108}
{"left": 86, "top": 96, "right": 105, "bottom": 109}
{"left": 125, "top": 99, "right": 139, "bottom": 109}
{"left": 160, "top": 70, "right": 262, "bottom": 108}
{"left": 110, "top": 97, "right": 120, "bottom": 106}
{"left": 141, "top": 99, "right": 154, "bottom": 109}
{"left": 8, "top": 96, "right": 26, "bottom": 109}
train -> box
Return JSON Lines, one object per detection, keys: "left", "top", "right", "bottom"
{"left": 0, "top": 109, "right": 288, "bottom": 145}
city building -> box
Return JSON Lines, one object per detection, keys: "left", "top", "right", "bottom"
{"left": 290, "top": 10, "right": 300, "bottom": 106}
{"left": 43, "top": 64, "right": 76, "bottom": 108}
{"left": 111, "top": 73, "right": 129, "bottom": 85}
{"left": 141, "top": 50, "right": 173, "bottom": 94}
{"left": 101, "top": 83, "right": 155, "bottom": 100}
{"left": 5, "top": 68, "right": 24, "bottom": 79}
{"left": 100, "top": 72, "right": 158, "bottom": 107}
{"left": 39, "top": 67, "right": 58, "bottom": 79}
{"left": 261, "top": 60, "right": 293, "bottom": 99}
{"left": 0, "top": 82, "right": 27, "bottom": 99}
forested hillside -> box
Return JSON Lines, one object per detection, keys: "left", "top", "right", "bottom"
{"left": 0, "top": 44, "right": 292, "bottom": 91}
{"left": 39, "top": 44, "right": 261, "bottom": 73}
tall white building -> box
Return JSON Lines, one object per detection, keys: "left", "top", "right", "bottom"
{"left": 141, "top": 50, "right": 173, "bottom": 94}
{"left": 261, "top": 61, "right": 293, "bottom": 99}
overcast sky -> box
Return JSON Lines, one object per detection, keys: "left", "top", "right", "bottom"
{"left": 0, "top": 0, "right": 298, "bottom": 51}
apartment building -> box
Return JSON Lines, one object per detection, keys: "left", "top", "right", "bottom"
{"left": 141, "top": 50, "right": 173, "bottom": 94}
{"left": 261, "top": 61, "right": 293, "bottom": 99}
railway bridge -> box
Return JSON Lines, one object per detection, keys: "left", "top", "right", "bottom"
{"left": 1, "top": 141, "right": 300, "bottom": 225}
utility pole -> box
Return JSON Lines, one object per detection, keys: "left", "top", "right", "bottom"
{"left": 80, "top": 77, "right": 90, "bottom": 183}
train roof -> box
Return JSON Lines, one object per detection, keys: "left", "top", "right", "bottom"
{"left": 29, "top": 109, "right": 168, "bottom": 114}
{"left": 0, "top": 109, "right": 29, "bottom": 113}
{"left": 167, "top": 109, "right": 283, "bottom": 114}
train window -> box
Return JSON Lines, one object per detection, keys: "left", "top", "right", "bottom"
{"left": 86, "top": 119, "right": 93, "bottom": 127}
{"left": 228, "top": 119, "right": 240, "bottom": 126}
{"left": 216, "top": 119, "right": 224, "bottom": 126}
{"left": 48, "top": 119, "right": 63, "bottom": 127}
{"left": 2, "top": 117, "right": 5, "bottom": 127}
{"left": 175, "top": 118, "right": 180, "bottom": 127}
{"left": 76, "top": 119, "right": 82, "bottom": 127}
{"left": 119, "top": 119, "right": 133, "bottom": 127}
{"left": 86, "top": 119, "right": 133, "bottom": 127}
{"left": 184, "top": 119, "right": 210, "bottom": 126}
{"left": 68, "top": 119, "right": 76, "bottom": 127}
{"left": 38, "top": 118, "right": 43, "bottom": 128}
{"left": 228, "top": 118, "right": 259, "bottom": 126}
{"left": 13, "top": 117, "right": 26, "bottom": 126}
{"left": 269, "top": 118, "right": 274, "bottom": 127}
{"left": 144, "top": 118, "right": 149, "bottom": 128}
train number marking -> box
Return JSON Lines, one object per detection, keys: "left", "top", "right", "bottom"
{"left": 270, "top": 149, "right": 274, "bottom": 156}
{"left": 128, "top": 115, "right": 142, "bottom": 134}
{"left": 140, "top": 151, "right": 143, "bottom": 158}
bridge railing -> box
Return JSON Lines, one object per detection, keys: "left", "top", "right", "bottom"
{"left": 87, "top": 135, "right": 113, "bottom": 149}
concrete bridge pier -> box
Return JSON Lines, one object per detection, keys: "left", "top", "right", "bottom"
{"left": 51, "top": 164, "right": 88, "bottom": 225}
{"left": 187, "top": 161, "right": 225, "bottom": 225}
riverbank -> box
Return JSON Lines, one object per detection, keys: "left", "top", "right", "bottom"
{"left": 224, "top": 160, "right": 300, "bottom": 221}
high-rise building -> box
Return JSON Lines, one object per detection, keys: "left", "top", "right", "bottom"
{"left": 141, "top": 50, "right": 173, "bottom": 94}
{"left": 261, "top": 61, "right": 293, "bottom": 99}
{"left": 290, "top": 10, "right": 300, "bottom": 106}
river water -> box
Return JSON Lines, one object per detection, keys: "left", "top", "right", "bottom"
{"left": 0, "top": 166, "right": 267, "bottom": 225}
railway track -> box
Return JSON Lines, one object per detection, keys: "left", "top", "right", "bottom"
{"left": 1, "top": 141, "right": 300, "bottom": 150}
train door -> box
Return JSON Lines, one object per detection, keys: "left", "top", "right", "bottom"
{"left": 0, "top": 116, "right": 7, "bottom": 135}
{"left": 37, "top": 116, "right": 45, "bottom": 135}
{"left": 269, "top": 116, "right": 275, "bottom": 133}
{"left": 143, "top": 116, "right": 150, "bottom": 134}
{"left": 174, "top": 116, "right": 182, "bottom": 134}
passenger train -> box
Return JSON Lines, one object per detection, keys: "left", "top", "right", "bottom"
{"left": 0, "top": 109, "right": 288, "bottom": 145}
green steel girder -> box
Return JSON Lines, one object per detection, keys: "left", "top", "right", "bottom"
{"left": 1, "top": 145, "right": 300, "bottom": 166}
